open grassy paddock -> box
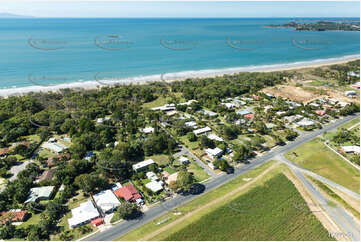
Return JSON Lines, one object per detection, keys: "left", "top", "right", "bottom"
{"left": 285, "top": 138, "right": 360, "bottom": 193}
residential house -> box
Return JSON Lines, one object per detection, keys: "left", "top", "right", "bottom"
{"left": 178, "top": 156, "right": 190, "bottom": 165}
{"left": 345, "top": 90, "right": 357, "bottom": 98}
{"left": 341, "top": 146, "right": 360, "bottom": 154}
{"left": 93, "top": 189, "right": 121, "bottom": 214}
{"left": 296, "top": 118, "right": 315, "bottom": 128}
{"left": 151, "top": 103, "right": 176, "bottom": 112}
{"left": 142, "top": 127, "right": 154, "bottom": 134}
{"left": 0, "top": 148, "right": 9, "bottom": 157}
{"left": 205, "top": 147, "right": 223, "bottom": 159}
{"left": 162, "top": 172, "right": 178, "bottom": 185}
{"left": 1, "top": 210, "right": 29, "bottom": 224}
{"left": 36, "top": 169, "right": 55, "bottom": 183}
{"left": 207, "top": 133, "right": 224, "bottom": 142}
{"left": 133, "top": 159, "right": 156, "bottom": 172}
{"left": 114, "top": 184, "right": 142, "bottom": 204}
{"left": 193, "top": 126, "right": 212, "bottom": 135}
{"left": 244, "top": 113, "right": 254, "bottom": 119}
{"left": 68, "top": 200, "right": 100, "bottom": 229}
{"left": 315, "top": 110, "right": 326, "bottom": 116}
{"left": 145, "top": 180, "right": 163, "bottom": 193}
{"left": 25, "top": 186, "right": 55, "bottom": 203}
{"left": 185, "top": 121, "right": 197, "bottom": 129}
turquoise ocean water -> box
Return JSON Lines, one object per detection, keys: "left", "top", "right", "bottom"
{"left": 0, "top": 18, "right": 359, "bottom": 91}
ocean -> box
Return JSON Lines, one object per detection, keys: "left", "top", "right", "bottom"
{"left": 0, "top": 18, "right": 359, "bottom": 94}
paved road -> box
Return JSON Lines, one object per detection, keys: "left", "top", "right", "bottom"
{"left": 284, "top": 159, "right": 359, "bottom": 200}
{"left": 174, "top": 145, "right": 216, "bottom": 177}
{"left": 285, "top": 159, "right": 360, "bottom": 241}
{"left": 85, "top": 113, "right": 359, "bottom": 241}
{"left": 160, "top": 124, "right": 216, "bottom": 177}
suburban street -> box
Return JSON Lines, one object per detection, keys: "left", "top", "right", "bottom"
{"left": 85, "top": 113, "right": 359, "bottom": 241}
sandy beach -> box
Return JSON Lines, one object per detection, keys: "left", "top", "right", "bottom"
{"left": 0, "top": 55, "right": 359, "bottom": 98}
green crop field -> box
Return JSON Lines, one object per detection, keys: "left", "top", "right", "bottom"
{"left": 164, "top": 174, "right": 333, "bottom": 241}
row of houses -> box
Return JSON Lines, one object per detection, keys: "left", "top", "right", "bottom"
{"left": 68, "top": 183, "right": 144, "bottom": 228}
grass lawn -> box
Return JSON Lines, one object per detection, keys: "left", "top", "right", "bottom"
{"left": 19, "top": 213, "right": 42, "bottom": 228}
{"left": 179, "top": 135, "right": 199, "bottom": 150}
{"left": 38, "top": 148, "right": 56, "bottom": 159}
{"left": 142, "top": 96, "right": 168, "bottom": 109}
{"left": 116, "top": 161, "right": 277, "bottom": 240}
{"left": 337, "top": 117, "right": 360, "bottom": 130}
{"left": 188, "top": 161, "right": 210, "bottom": 182}
{"left": 285, "top": 138, "right": 360, "bottom": 193}
{"left": 264, "top": 135, "right": 276, "bottom": 148}
{"left": 163, "top": 166, "right": 177, "bottom": 174}
{"left": 21, "top": 134, "right": 41, "bottom": 143}
{"left": 67, "top": 190, "right": 89, "bottom": 209}
{"left": 146, "top": 154, "right": 170, "bottom": 166}
{"left": 163, "top": 173, "right": 332, "bottom": 241}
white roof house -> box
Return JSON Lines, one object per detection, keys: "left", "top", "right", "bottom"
{"left": 338, "top": 101, "right": 349, "bottom": 107}
{"left": 25, "top": 186, "right": 55, "bottom": 203}
{"left": 207, "top": 133, "right": 224, "bottom": 142}
{"left": 145, "top": 180, "right": 163, "bottom": 193}
{"left": 197, "top": 109, "right": 218, "bottom": 117}
{"left": 142, "top": 126, "right": 154, "bottom": 134}
{"left": 345, "top": 90, "right": 357, "bottom": 97}
{"left": 193, "top": 126, "right": 212, "bottom": 135}
{"left": 68, "top": 200, "right": 100, "bottom": 228}
{"left": 205, "top": 147, "right": 223, "bottom": 158}
{"left": 179, "top": 100, "right": 197, "bottom": 106}
{"left": 133, "top": 159, "right": 156, "bottom": 172}
{"left": 296, "top": 118, "right": 315, "bottom": 127}
{"left": 93, "top": 189, "right": 121, "bottom": 214}
{"left": 42, "top": 142, "right": 67, "bottom": 154}
{"left": 185, "top": 121, "right": 197, "bottom": 129}
{"left": 341, "top": 146, "right": 360, "bottom": 154}
{"left": 222, "top": 103, "right": 236, "bottom": 109}
{"left": 309, "top": 103, "right": 320, "bottom": 107}
{"left": 151, "top": 104, "right": 176, "bottom": 111}
{"left": 179, "top": 156, "right": 190, "bottom": 164}
{"left": 284, "top": 115, "right": 304, "bottom": 123}
{"left": 146, "top": 171, "right": 158, "bottom": 181}
{"left": 276, "top": 111, "right": 287, "bottom": 116}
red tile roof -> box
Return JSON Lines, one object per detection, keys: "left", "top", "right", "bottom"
{"left": 91, "top": 218, "right": 103, "bottom": 226}
{"left": 1, "top": 210, "right": 28, "bottom": 223}
{"left": 244, "top": 113, "right": 254, "bottom": 119}
{"left": 114, "top": 184, "right": 142, "bottom": 201}
{"left": 316, "top": 110, "right": 326, "bottom": 116}
{"left": 0, "top": 148, "right": 9, "bottom": 156}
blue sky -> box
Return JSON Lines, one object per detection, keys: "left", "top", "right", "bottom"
{"left": 1, "top": 1, "right": 360, "bottom": 18}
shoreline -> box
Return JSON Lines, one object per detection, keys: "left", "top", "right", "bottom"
{"left": 0, "top": 54, "right": 359, "bottom": 98}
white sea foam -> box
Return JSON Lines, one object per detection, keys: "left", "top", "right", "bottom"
{"left": 0, "top": 54, "right": 359, "bottom": 98}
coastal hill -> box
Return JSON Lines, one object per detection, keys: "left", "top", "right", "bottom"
{"left": 0, "top": 13, "right": 33, "bottom": 18}
{"left": 265, "top": 21, "right": 360, "bottom": 31}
